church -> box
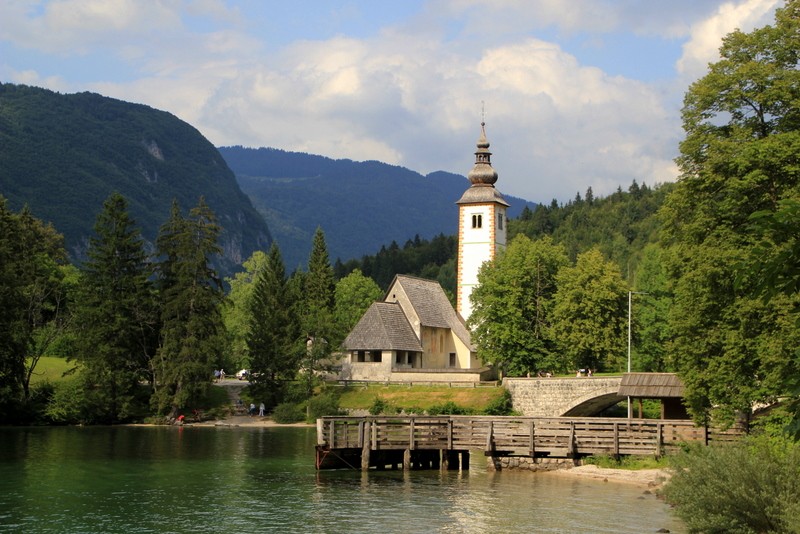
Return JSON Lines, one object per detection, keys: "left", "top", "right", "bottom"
{"left": 340, "top": 122, "right": 509, "bottom": 383}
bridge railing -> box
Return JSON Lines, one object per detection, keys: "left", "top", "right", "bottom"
{"left": 316, "top": 415, "right": 745, "bottom": 458}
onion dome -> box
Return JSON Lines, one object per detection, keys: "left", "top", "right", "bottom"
{"left": 467, "top": 122, "right": 498, "bottom": 186}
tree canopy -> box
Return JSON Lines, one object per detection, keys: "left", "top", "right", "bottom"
{"left": 661, "top": 0, "right": 800, "bottom": 426}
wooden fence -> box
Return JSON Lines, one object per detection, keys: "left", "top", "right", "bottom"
{"left": 315, "top": 415, "right": 744, "bottom": 469}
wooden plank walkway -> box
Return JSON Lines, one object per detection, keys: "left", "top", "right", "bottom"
{"left": 315, "top": 415, "right": 744, "bottom": 470}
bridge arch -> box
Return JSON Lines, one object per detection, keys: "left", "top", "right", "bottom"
{"left": 504, "top": 377, "right": 623, "bottom": 417}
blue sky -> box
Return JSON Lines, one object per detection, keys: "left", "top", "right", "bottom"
{"left": 0, "top": 0, "right": 783, "bottom": 203}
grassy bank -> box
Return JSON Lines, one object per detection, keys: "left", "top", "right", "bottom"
{"left": 335, "top": 383, "right": 506, "bottom": 413}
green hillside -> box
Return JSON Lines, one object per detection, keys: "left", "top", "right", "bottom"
{"left": 219, "top": 146, "right": 537, "bottom": 270}
{"left": 0, "top": 83, "right": 271, "bottom": 275}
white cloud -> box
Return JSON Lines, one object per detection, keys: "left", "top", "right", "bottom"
{"left": 2, "top": 0, "right": 783, "bottom": 203}
{"left": 676, "top": 0, "right": 781, "bottom": 82}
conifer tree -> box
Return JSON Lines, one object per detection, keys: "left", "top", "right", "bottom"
{"left": 152, "top": 198, "right": 224, "bottom": 417}
{"left": 298, "top": 227, "right": 335, "bottom": 398}
{"left": 73, "top": 193, "right": 158, "bottom": 423}
{"left": 247, "top": 243, "right": 298, "bottom": 408}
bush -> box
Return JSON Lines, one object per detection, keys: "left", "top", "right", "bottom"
{"left": 368, "top": 396, "right": 397, "bottom": 415}
{"left": 271, "top": 402, "right": 305, "bottom": 424}
{"left": 427, "top": 401, "right": 472, "bottom": 415}
{"left": 307, "top": 391, "right": 344, "bottom": 421}
{"left": 663, "top": 435, "right": 800, "bottom": 533}
{"left": 482, "top": 389, "right": 516, "bottom": 415}
{"left": 45, "top": 377, "right": 88, "bottom": 424}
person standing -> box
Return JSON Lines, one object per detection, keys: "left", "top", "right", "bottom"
{"left": 258, "top": 402, "right": 265, "bottom": 417}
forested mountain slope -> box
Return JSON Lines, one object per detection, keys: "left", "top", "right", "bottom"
{"left": 0, "top": 83, "right": 271, "bottom": 275}
{"left": 219, "top": 146, "right": 537, "bottom": 270}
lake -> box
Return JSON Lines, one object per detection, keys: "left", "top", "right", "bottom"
{"left": 0, "top": 426, "right": 684, "bottom": 533}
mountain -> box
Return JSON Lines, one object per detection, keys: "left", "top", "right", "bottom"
{"left": 219, "top": 146, "right": 537, "bottom": 270}
{"left": 0, "top": 83, "right": 271, "bottom": 276}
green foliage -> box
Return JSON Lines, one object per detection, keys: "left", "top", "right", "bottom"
{"left": 582, "top": 454, "right": 667, "bottom": 470}
{"left": 552, "top": 248, "right": 628, "bottom": 372}
{"left": 510, "top": 181, "right": 669, "bottom": 273}
{"left": 0, "top": 84, "right": 271, "bottom": 278}
{"left": 335, "top": 234, "right": 459, "bottom": 297}
{"left": 663, "top": 436, "right": 800, "bottom": 533}
{"left": 222, "top": 250, "right": 269, "bottom": 370}
{"left": 661, "top": 1, "right": 800, "bottom": 426}
{"left": 469, "top": 235, "right": 568, "bottom": 375}
{"left": 368, "top": 396, "right": 397, "bottom": 416}
{"left": 152, "top": 198, "right": 225, "bottom": 417}
{"left": 0, "top": 196, "right": 69, "bottom": 423}
{"left": 427, "top": 401, "right": 472, "bottom": 416}
{"left": 297, "top": 228, "right": 336, "bottom": 399}
{"left": 271, "top": 402, "right": 306, "bottom": 424}
{"left": 481, "top": 389, "right": 516, "bottom": 416}
{"left": 333, "top": 269, "right": 382, "bottom": 340}
{"left": 72, "top": 193, "right": 158, "bottom": 423}
{"left": 247, "top": 243, "right": 298, "bottom": 409}
{"left": 306, "top": 389, "right": 344, "bottom": 420}
{"left": 44, "top": 377, "right": 88, "bottom": 424}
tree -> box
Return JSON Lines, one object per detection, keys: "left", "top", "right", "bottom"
{"left": 72, "top": 193, "right": 158, "bottom": 423}
{"left": 551, "top": 248, "right": 628, "bottom": 372}
{"left": 333, "top": 269, "right": 382, "bottom": 340}
{"left": 152, "top": 198, "right": 224, "bottom": 417}
{"left": 631, "top": 244, "right": 672, "bottom": 372}
{"left": 298, "top": 227, "right": 336, "bottom": 399}
{"left": 223, "top": 250, "right": 269, "bottom": 371}
{"left": 660, "top": 0, "right": 800, "bottom": 425}
{"left": 744, "top": 199, "right": 800, "bottom": 439}
{"left": 247, "top": 243, "right": 298, "bottom": 408}
{"left": 469, "top": 235, "right": 568, "bottom": 376}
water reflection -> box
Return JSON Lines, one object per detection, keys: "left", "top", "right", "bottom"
{"left": 0, "top": 426, "right": 683, "bottom": 533}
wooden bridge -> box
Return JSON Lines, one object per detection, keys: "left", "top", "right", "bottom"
{"left": 315, "top": 415, "right": 744, "bottom": 470}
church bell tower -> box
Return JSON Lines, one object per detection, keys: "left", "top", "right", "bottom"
{"left": 456, "top": 122, "right": 509, "bottom": 324}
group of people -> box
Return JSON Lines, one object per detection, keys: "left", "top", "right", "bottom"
{"left": 248, "top": 402, "right": 266, "bottom": 417}
{"left": 213, "top": 369, "right": 226, "bottom": 382}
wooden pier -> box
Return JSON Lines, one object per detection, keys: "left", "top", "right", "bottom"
{"left": 315, "top": 415, "right": 744, "bottom": 470}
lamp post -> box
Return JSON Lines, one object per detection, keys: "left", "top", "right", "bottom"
{"left": 627, "top": 291, "right": 648, "bottom": 418}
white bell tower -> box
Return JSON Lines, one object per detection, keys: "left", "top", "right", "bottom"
{"left": 456, "top": 122, "right": 509, "bottom": 324}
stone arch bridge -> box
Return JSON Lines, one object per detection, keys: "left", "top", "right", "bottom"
{"left": 504, "top": 376, "right": 624, "bottom": 417}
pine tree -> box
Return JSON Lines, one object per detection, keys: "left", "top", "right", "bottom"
{"left": 152, "top": 198, "right": 224, "bottom": 417}
{"left": 73, "top": 193, "right": 158, "bottom": 423}
{"left": 247, "top": 243, "right": 298, "bottom": 408}
{"left": 298, "top": 227, "right": 335, "bottom": 398}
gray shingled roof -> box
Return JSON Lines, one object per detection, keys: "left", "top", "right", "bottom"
{"left": 392, "top": 275, "right": 474, "bottom": 351}
{"left": 343, "top": 302, "right": 423, "bottom": 352}
{"left": 618, "top": 373, "right": 685, "bottom": 398}
{"left": 455, "top": 184, "right": 510, "bottom": 207}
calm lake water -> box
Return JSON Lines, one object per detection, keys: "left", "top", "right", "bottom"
{"left": 0, "top": 426, "right": 684, "bottom": 533}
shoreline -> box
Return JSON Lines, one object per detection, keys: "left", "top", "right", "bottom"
{"left": 539, "top": 464, "right": 671, "bottom": 488}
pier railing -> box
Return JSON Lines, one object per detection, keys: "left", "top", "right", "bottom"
{"left": 317, "top": 415, "right": 744, "bottom": 459}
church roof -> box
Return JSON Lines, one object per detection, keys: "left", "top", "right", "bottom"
{"left": 456, "top": 184, "right": 510, "bottom": 206}
{"left": 343, "top": 302, "right": 423, "bottom": 351}
{"left": 390, "top": 275, "right": 474, "bottom": 350}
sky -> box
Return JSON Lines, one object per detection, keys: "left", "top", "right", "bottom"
{"left": 0, "top": 0, "right": 784, "bottom": 204}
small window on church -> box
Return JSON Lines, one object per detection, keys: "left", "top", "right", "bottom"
{"left": 449, "top": 353, "right": 456, "bottom": 367}
{"left": 472, "top": 214, "right": 482, "bottom": 229}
